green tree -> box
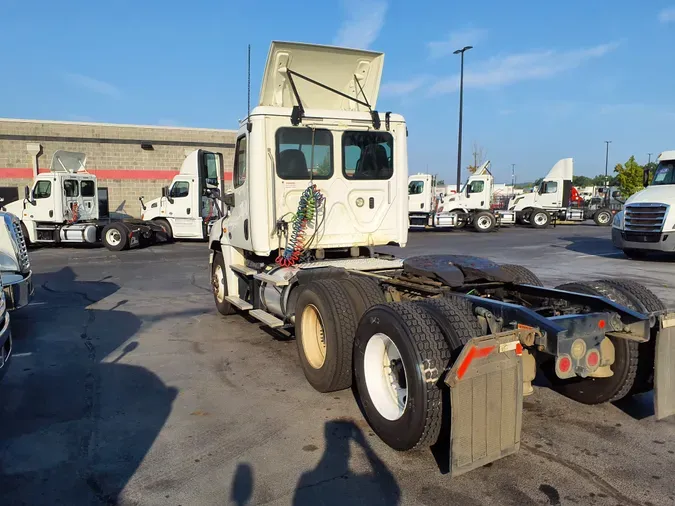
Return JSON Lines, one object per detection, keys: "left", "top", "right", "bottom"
{"left": 614, "top": 156, "right": 644, "bottom": 197}
{"left": 436, "top": 179, "right": 445, "bottom": 185}
{"left": 572, "top": 175, "right": 593, "bottom": 187}
{"left": 591, "top": 174, "right": 618, "bottom": 186}
{"left": 643, "top": 161, "right": 657, "bottom": 182}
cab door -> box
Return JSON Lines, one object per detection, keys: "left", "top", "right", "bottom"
{"left": 224, "top": 134, "right": 252, "bottom": 250}
{"left": 166, "top": 177, "right": 201, "bottom": 238}
{"left": 25, "top": 177, "right": 57, "bottom": 223}
{"left": 78, "top": 177, "right": 98, "bottom": 220}
{"left": 536, "top": 179, "right": 562, "bottom": 209}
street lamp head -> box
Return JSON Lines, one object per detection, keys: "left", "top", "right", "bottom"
{"left": 453, "top": 46, "right": 473, "bottom": 55}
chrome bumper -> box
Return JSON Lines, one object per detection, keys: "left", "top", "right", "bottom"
{"left": 0, "top": 311, "right": 12, "bottom": 380}
{"left": 3, "top": 271, "right": 34, "bottom": 310}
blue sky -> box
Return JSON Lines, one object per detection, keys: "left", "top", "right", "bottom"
{"left": 1, "top": 0, "right": 674, "bottom": 183}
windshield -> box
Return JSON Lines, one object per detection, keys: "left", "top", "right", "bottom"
{"left": 408, "top": 181, "right": 424, "bottom": 195}
{"left": 652, "top": 161, "right": 675, "bottom": 186}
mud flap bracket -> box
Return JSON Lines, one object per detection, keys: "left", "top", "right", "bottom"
{"left": 445, "top": 330, "right": 523, "bottom": 477}
{"left": 654, "top": 312, "right": 675, "bottom": 420}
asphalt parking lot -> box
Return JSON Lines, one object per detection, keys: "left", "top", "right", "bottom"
{"left": 2, "top": 224, "right": 675, "bottom": 506}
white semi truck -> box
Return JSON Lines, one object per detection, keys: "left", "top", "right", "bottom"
{"left": 139, "top": 149, "right": 225, "bottom": 240}
{"left": 208, "top": 41, "right": 675, "bottom": 476}
{"left": 508, "top": 158, "right": 614, "bottom": 228}
{"left": 0, "top": 211, "right": 33, "bottom": 310}
{"left": 3, "top": 151, "right": 169, "bottom": 251}
{"left": 612, "top": 151, "right": 675, "bottom": 259}
{"left": 408, "top": 162, "right": 515, "bottom": 232}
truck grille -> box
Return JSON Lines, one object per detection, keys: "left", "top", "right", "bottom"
{"left": 624, "top": 203, "right": 668, "bottom": 233}
{"left": 3, "top": 214, "right": 30, "bottom": 273}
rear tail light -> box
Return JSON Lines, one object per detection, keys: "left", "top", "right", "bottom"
{"left": 586, "top": 349, "right": 600, "bottom": 369}
{"left": 555, "top": 354, "right": 573, "bottom": 377}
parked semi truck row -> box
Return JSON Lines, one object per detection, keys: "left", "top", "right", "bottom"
{"left": 2, "top": 151, "right": 170, "bottom": 251}
{"left": 408, "top": 162, "right": 516, "bottom": 232}
{"left": 207, "top": 41, "right": 675, "bottom": 477}
{"left": 613, "top": 150, "right": 675, "bottom": 259}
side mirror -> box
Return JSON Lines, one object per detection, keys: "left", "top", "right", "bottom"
{"left": 205, "top": 187, "right": 221, "bottom": 199}
{"left": 643, "top": 168, "right": 650, "bottom": 187}
{"left": 24, "top": 185, "right": 35, "bottom": 205}
{"left": 162, "top": 186, "right": 174, "bottom": 204}
{"left": 223, "top": 192, "right": 235, "bottom": 208}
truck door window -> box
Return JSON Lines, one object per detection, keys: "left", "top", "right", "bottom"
{"left": 234, "top": 136, "right": 247, "bottom": 188}
{"left": 543, "top": 181, "right": 558, "bottom": 194}
{"left": 408, "top": 181, "right": 424, "bottom": 194}
{"left": 64, "top": 180, "right": 79, "bottom": 197}
{"left": 468, "top": 181, "right": 484, "bottom": 194}
{"left": 33, "top": 181, "right": 51, "bottom": 199}
{"left": 342, "top": 131, "right": 393, "bottom": 180}
{"left": 203, "top": 152, "right": 219, "bottom": 186}
{"left": 81, "top": 180, "right": 95, "bottom": 197}
{"left": 276, "top": 128, "right": 333, "bottom": 180}
{"left": 170, "top": 181, "right": 190, "bottom": 198}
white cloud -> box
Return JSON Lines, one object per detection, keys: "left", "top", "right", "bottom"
{"left": 63, "top": 72, "right": 122, "bottom": 99}
{"left": 333, "top": 0, "right": 388, "bottom": 49}
{"left": 380, "top": 76, "right": 428, "bottom": 97}
{"left": 658, "top": 7, "right": 675, "bottom": 23}
{"left": 429, "top": 42, "right": 618, "bottom": 94}
{"left": 427, "top": 28, "right": 487, "bottom": 59}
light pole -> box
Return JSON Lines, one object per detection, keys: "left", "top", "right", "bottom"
{"left": 648, "top": 152, "right": 653, "bottom": 164}
{"left": 511, "top": 164, "right": 515, "bottom": 195}
{"left": 604, "top": 140, "right": 611, "bottom": 206}
{"left": 454, "top": 45, "right": 472, "bottom": 192}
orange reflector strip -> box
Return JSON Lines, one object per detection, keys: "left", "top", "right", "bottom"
{"left": 456, "top": 345, "right": 495, "bottom": 380}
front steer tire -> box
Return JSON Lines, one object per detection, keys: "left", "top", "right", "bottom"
{"left": 353, "top": 302, "right": 455, "bottom": 451}
{"left": 211, "top": 251, "right": 236, "bottom": 316}
{"left": 551, "top": 281, "right": 640, "bottom": 403}
{"left": 295, "top": 279, "right": 359, "bottom": 393}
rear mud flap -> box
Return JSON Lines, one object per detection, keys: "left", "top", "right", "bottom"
{"left": 445, "top": 331, "right": 523, "bottom": 477}
{"left": 655, "top": 313, "right": 675, "bottom": 420}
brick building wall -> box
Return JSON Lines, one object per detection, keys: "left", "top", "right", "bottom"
{"left": 0, "top": 118, "right": 236, "bottom": 218}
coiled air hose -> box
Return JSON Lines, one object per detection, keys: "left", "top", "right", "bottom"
{"left": 276, "top": 184, "right": 325, "bottom": 267}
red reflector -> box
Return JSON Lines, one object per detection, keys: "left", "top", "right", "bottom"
{"left": 587, "top": 350, "right": 599, "bottom": 367}
{"left": 456, "top": 345, "right": 495, "bottom": 380}
{"left": 558, "top": 356, "right": 572, "bottom": 373}
{"left": 598, "top": 320, "right": 606, "bottom": 329}
{"left": 515, "top": 343, "right": 523, "bottom": 356}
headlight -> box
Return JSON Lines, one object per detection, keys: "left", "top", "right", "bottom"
{"left": 0, "top": 291, "right": 6, "bottom": 315}
{"left": 612, "top": 211, "right": 624, "bottom": 229}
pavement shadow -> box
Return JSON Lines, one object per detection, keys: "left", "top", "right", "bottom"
{"left": 557, "top": 235, "right": 618, "bottom": 257}
{"left": 292, "top": 420, "right": 401, "bottom": 505}
{"left": 0, "top": 266, "right": 177, "bottom": 505}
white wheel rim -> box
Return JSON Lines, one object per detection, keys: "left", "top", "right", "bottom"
{"left": 534, "top": 213, "right": 547, "bottom": 225}
{"left": 106, "top": 228, "right": 121, "bottom": 246}
{"left": 213, "top": 264, "right": 225, "bottom": 302}
{"left": 598, "top": 212, "right": 610, "bottom": 224}
{"left": 301, "top": 304, "right": 326, "bottom": 369}
{"left": 477, "top": 216, "right": 491, "bottom": 229}
{"left": 364, "top": 333, "right": 408, "bottom": 421}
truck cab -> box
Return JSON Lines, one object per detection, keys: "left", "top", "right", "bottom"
{"left": 408, "top": 174, "right": 436, "bottom": 227}
{"left": 440, "top": 161, "right": 493, "bottom": 213}
{"left": 141, "top": 149, "right": 225, "bottom": 240}
{"left": 612, "top": 150, "right": 675, "bottom": 258}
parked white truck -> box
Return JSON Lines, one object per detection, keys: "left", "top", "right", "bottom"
{"left": 0, "top": 211, "right": 33, "bottom": 310}
{"left": 612, "top": 151, "right": 675, "bottom": 259}
{"left": 408, "top": 162, "right": 515, "bottom": 232}
{"left": 208, "top": 41, "right": 675, "bottom": 477}
{"left": 3, "top": 151, "right": 168, "bottom": 251}
{"left": 508, "top": 158, "right": 613, "bottom": 228}
{"left": 139, "top": 149, "right": 225, "bottom": 240}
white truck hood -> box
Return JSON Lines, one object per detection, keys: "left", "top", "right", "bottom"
{"left": 0, "top": 213, "right": 20, "bottom": 272}
{"left": 624, "top": 185, "right": 674, "bottom": 206}
{"left": 3, "top": 200, "right": 23, "bottom": 218}
{"left": 259, "top": 41, "right": 384, "bottom": 111}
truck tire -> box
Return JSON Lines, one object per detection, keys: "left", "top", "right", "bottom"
{"left": 102, "top": 223, "right": 129, "bottom": 251}
{"left": 154, "top": 218, "right": 174, "bottom": 242}
{"left": 295, "top": 279, "right": 359, "bottom": 393}
{"left": 530, "top": 209, "right": 550, "bottom": 229}
{"left": 550, "top": 281, "right": 640, "bottom": 403}
{"left": 597, "top": 279, "right": 665, "bottom": 394}
{"left": 341, "top": 275, "right": 386, "bottom": 318}
{"left": 500, "top": 264, "right": 544, "bottom": 286}
{"left": 623, "top": 248, "right": 647, "bottom": 260}
{"left": 450, "top": 209, "right": 467, "bottom": 229}
{"left": 473, "top": 211, "right": 496, "bottom": 233}
{"left": 593, "top": 208, "right": 613, "bottom": 226}
{"left": 417, "top": 296, "right": 482, "bottom": 354}
{"left": 211, "top": 251, "right": 236, "bottom": 316}
{"left": 20, "top": 221, "right": 31, "bottom": 246}
{"left": 353, "top": 302, "right": 456, "bottom": 450}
